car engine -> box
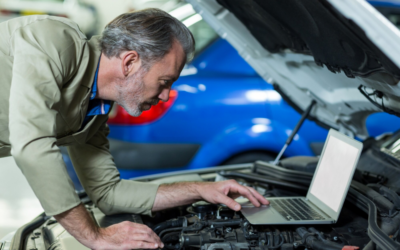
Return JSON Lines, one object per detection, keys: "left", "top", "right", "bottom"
{"left": 140, "top": 144, "right": 400, "bottom": 250}
{"left": 144, "top": 184, "right": 371, "bottom": 250}
{"left": 7, "top": 134, "right": 400, "bottom": 250}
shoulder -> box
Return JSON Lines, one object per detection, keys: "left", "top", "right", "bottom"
{"left": 10, "top": 15, "right": 87, "bottom": 53}
{"left": 9, "top": 15, "right": 86, "bottom": 41}
{"left": 10, "top": 15, "right": 92, "bottom": 78}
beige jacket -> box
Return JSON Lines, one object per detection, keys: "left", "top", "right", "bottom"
{"left": 0, "top": 15, "right": 159, "bottom": 216}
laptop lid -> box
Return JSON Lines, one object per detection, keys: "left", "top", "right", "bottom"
{"left": 306, "top": 129, "right": 363, "bottom": 221}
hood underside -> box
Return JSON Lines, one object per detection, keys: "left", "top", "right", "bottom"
{"left": 187, "top": 0, "right": 400, "bottom": 138}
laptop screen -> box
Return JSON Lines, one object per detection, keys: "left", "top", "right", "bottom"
{"left": 309, "top": 135, "right": 360, "bottom": 212}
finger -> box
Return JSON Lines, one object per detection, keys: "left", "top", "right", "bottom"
{"left": 216, "top": 192, "right": 241, "bottom": 211}
{"left": 133, "top": 224, "right": 160, "bottom": 239}
{"left": 247, "top": 187, "right": 270, "bottom": 205}
{"left": 131, "top": 240, "right": 160, "bottom": 249}
{"left": 129, "top": 233, "right": 164, "bottom": 247}
{"left": 127, "top": 224, "right": 163, "bottom": 247}
{"left": 132, "top": 223, "right": 157, "bottom": 233}
{"left": 234, "top": 185, "right": 260, "bottom": 207}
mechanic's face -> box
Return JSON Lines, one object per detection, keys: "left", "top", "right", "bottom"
{"left": 117, "top": 40, "right": 186, "bottom": 117}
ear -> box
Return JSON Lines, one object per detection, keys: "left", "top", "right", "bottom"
{"left": 120, "top": 51, "right": 141, "bottom": 77}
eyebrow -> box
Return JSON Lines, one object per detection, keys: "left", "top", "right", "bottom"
{"left": 162, "top": 75, "right": 179, "bottom": 82}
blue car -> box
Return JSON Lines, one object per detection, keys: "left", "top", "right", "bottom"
{"left": 102, "top": 3, "right": 400, "bottom": 179}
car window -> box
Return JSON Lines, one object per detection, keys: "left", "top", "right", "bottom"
{"left": 183, "top": 14, "right": 218, "bottom": 55}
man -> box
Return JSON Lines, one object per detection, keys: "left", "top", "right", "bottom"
{"left": 0, "top": 9, "right": 268, "bottom": 249}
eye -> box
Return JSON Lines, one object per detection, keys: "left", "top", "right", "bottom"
{"left": 163, "top": 80, "right": 169, "bottom": 85}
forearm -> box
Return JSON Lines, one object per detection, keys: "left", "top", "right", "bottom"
{"left": 152, "top": 180, "right": 269, "bottom": 212}
{"left": 54, "top": 203, "right": 163, "bottom": 250}
{"left": 152, "top": 182, "right": 205, "bottom": 211}
{"left": 54, "top": 203, "right": 99, "bottom": 247}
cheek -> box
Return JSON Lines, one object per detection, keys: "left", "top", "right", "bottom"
{"left": 143, "top": 82, "right": 162, "bottom": 98}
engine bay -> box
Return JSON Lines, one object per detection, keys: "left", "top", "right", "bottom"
{"left": 142, "top": 199, "right": 370, "bottom": 250}
{"left": 10, "top": 134, "right": 400, "bottom": 250}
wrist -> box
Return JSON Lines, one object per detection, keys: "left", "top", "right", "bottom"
{"left": 91, "top": 225, "right": 102, "bottom": 240}
{"left": 72, "top": 213, "right": 102, "bottom": 247}
{"left": 85, "top": 226, "right": 106, "bottom": 249}
{"left": 54, "top": 204, "right": 101, "bottom": 247}
{"left": 153, "top": 181, "right": 207, "bottom": 211}
{"left": 191, "top": 181, "right": 206, "bottom": 200}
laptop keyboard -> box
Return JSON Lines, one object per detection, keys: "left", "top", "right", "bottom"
{"left": 270, "top": 199, "right": 329, "bottom": 221}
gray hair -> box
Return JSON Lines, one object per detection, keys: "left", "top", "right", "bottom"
{"left": 100, "top": 8, "right": 195, "bottom": 68}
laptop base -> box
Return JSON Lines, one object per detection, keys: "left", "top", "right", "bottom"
{"left": 240, "top": 197, "right": 335, "bottom": 225}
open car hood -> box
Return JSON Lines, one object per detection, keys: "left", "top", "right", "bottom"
{"left": 186, "top": 0, "right": 400, "bottom": 138}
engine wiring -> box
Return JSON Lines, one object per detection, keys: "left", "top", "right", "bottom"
{"left": 358, "top": 85, "right": 400, "bottom": 117}
{"left": 147, "top": 160, "right": 400, "bottom": 250}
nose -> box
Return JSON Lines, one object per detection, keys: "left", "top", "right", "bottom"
{"left": 158, "top": 88, "right": 170, "bottom": 102}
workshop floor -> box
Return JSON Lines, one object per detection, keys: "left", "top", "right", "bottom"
{"left": 0, "top": 157, "right": 43, "bottom": 239}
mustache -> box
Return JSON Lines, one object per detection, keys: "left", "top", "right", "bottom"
{"left": 147, "top": 99, "right": 160, "bottom": 106}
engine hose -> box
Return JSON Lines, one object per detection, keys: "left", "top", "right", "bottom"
{"left": 308, "top": 227, "right": 327, "bottom": 241}
{"left": 207, "top": 219, "right": 242, "bottom": 227}
{"left": 362, "top": 240, "right": 376, "bottom": 250}
{"left": 352, "top": 181, "right": 395, "bottom": 214}
{"left": 348, "top": 184, "right": 400, "bottom": 236}
{"left": 218, "top": 171, "right": 308, "bottom": 191}
{"left": 266, "top": 233, "right": 284, "bottom": 249}
{"left": 367, "top": 184, "right": 400, "bottom": 211}
{"left": 348, "top": 187, "right": 400, "bottom": 250}
{"left": 159, "top": 227, "right": 184, "bottom": 240}
{"left": 153, "top": 218, "right": 185, "bottom": 234}
{"left": 162, "top": 232, "right": 181, "bottom": 243}
{"left": 296, "top": 227, "right": 344, "bottom": 250}
{"left": 309, "top": 241, "right": 344, "bottom": 250}
{"left": 254, "top": 168, "right": 311, "bottom": 185}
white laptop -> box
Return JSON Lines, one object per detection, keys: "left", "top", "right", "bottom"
{"left": 241, "top": 129, "right": 363, "bottom": 225}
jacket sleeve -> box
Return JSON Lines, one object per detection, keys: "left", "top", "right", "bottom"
{"left": 67, "top": 118, "right": 160, "bottom": 216}
{"left": 9, "top": 20, "right": 84, "bottom": 216}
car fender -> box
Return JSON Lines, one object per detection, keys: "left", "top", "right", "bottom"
{"left": 187, "top": 118, "right": 315, "bottom": 169}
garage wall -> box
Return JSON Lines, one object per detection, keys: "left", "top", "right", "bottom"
{"left": 81, "top": 0, "right": 129, "bottom": 34}
{"left": 0, "top": 157, "right": 43, "bottom": 239}
{"left": 81, "top": 0, "right": 183, "bottom": 34}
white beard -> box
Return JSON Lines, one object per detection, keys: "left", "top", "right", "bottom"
{"left": 116, "top": 67, "right": 147, "bottom": 117}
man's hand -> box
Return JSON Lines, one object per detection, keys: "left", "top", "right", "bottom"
{"left": 196, "top": 180, "right": 269, "bottom": 211}
{"left": 94, "top": 221, "right": 163, "bottom": 250}
{"left": 152, "top": 180, "right": 269, "bottom": 211}
{"left": 55, "top": 204, "right": 163, "bottom": 250}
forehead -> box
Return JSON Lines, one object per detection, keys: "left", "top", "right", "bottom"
{"left": 149, "top": 41, "right": 186, "bottom": 79}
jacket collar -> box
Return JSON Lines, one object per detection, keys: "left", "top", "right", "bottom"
{"left": 80, "top": 35, "right": 102, "bottom": 89}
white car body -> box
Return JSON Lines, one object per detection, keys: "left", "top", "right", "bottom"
{"left": 186, "top": 0, "right": 400, "bottom": 139}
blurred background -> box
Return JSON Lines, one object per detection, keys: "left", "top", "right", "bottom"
{"left": 0, "top": 0, "right": 185, "bottom": 37}
{"left": 2, "top": 0, "right": 400, "bottom": 239}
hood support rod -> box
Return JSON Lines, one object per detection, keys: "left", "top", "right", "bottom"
{"left": 272, "top": 100, "right": 316, "bottom": 165}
